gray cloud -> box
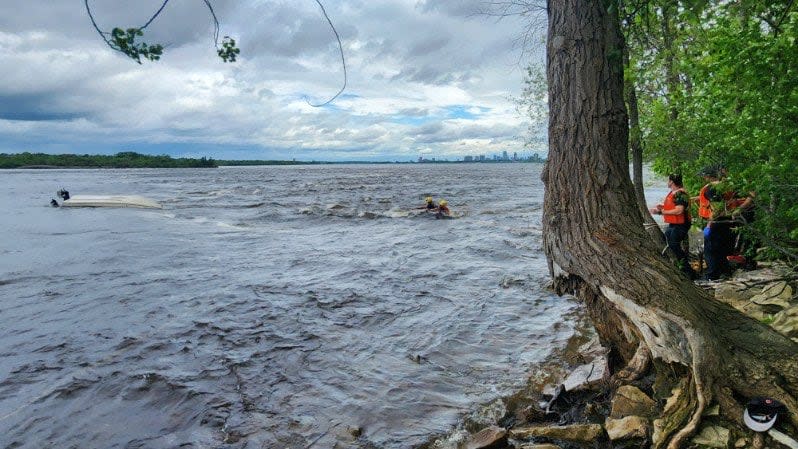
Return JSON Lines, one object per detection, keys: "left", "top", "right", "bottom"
{"left": 0, "top": 0, "right": 544, "bottom": 161}
{"left": 415, "top": 0, "right": 487, "bottom": 17}
{"left": 0, "top": 93, "right": 85, "bottom": 121}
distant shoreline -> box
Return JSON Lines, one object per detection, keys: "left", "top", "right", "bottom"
{"left": 3, "top": 151, "right": 545, "bottom": 169}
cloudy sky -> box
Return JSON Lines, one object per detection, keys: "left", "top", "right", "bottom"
{"left": 0, "top": 0, "right": 546, "bottom": 161}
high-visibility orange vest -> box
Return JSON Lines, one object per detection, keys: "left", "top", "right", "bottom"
{"left": 700, "top": 183, "right": 745, "bottom": 220}
{"left": 698, "top": 184, "right": 713, "bottom": 219}
{"left": 663, "top": 188, "right": 689, "bottom": 224}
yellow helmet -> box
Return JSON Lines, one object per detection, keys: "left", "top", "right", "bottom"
{"left": 439, "top": 200, "right": 448, "bottom": 206}
{"left": 425, "top": 196, "right": 433, "bottom": 203}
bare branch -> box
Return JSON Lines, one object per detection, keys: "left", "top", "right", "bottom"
{"left": 305, "top": 0, "right": 347, "bottom": 108}
{"left": 140, "top": 0, "right": 171, "bottom": 31}
{"left": 471, "top": 1, "right": 547, "bottom": 67}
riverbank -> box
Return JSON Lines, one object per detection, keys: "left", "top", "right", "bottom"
{"left": 413, "top": 262, "right": 798, "bottom": 449}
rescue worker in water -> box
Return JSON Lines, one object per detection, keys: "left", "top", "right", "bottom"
{"left": 650, "top": 173, "right": 697, "bottom": 279}
{"left": 436, "top": 199, "right": 451, "bottom": 219}
{"left": 418, "top": 196, "right": 437, "bottom": 210}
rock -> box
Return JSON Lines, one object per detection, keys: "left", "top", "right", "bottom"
{"left": 518, "top": 404, "right": 550, "bottom": 422}
{"left": 690, "top": 425, "right": 730, "bottom": 448}
{"left": 765, "top": 281, "right": 792, "bottom": 299}
{"left": 577, "top": 335, "right": 608, "bottom": 360}
{"left": 610, "top": 385, "right": 657, "bottom": 419}
{"left": 714, "top": 283, "right": 759, "bottom": 304}
{"left": 702, "top": 403, "right": 720, "bottom": 416}
{"left": 734, "top": 437, "right": 748, "bottom": 448}
{"left": 562, "top": 358, "right": 608, "bottom": 392}
{"left": 604, "top": 416, "right": 649, "bottom": 440}
{"left": 771, "top": 305, "right": 798, "bottom": 338}
{"left": 738, "top": 302, "right": 768, "bottom": 321}
{"left": 465, "top": 426, "right": 507, "bottom": 449}
{"left": 767, "top": 428, "right": 798, "bottom": 449}
{"left": 750, "top": 281, "right": 792, "bottom": 310}
{"left": 516, "top": 444, "right": 562, "bottom": 449}
{"left": 510, "top": 424, "right": 604, "bottom": 442}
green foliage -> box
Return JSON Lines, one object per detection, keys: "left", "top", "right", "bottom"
{"left": 110, "top": 28, "right": 163, "bottom": 64}
{"left": 515, "top": 64, "right": 548, "bottom": 151}
{"left": 0, "top": 152, "right": 217, "bottom": 168}
{"left": 625, "top": 1, "right": 798, "bottom": 262}
{"left": 217, "top": 36, "right": 241, "bottom": 63}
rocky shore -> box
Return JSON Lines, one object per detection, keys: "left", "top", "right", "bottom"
{"left": 414, "top": 262, "right": 798, "bottom": 449}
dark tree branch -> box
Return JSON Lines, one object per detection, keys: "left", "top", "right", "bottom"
{"left": 85, "top": 1, "right": 346, "bottom": 105}
{"left": 140, "top": 0, "right": 171, "bottom": 30}
{"left": 84, "top": 0, "right": 234, "bottom": 63}
{"left": 305, "top": 0, "right": 347, "bottom": 107}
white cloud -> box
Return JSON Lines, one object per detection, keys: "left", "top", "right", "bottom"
{"left": 0, "top": 0, "right": 545, "bottom": 161}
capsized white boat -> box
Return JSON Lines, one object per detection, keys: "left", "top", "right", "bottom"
{"left": 61, "top": 195, "right": 162, "bottom": 209}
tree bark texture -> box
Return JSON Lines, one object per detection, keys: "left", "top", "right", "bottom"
{"left": 543, "top": 1, "right": 798, "bottom": 447}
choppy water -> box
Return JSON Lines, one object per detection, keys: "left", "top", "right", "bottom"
{"left": 0, "top": 164, "right": 582, "bottom": 449}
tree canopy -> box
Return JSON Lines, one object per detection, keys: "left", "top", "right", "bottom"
{"left": 623, "top": 0, "right": 798, "bottom": 262}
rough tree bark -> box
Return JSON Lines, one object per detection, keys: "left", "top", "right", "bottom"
{"left": 542, "top": 1, "right": 798, "bottom": 447}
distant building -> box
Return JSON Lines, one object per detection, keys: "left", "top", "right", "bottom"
{"left": 463, "top": 155, "right": 474, "bottom": 162}
{"left": 502, "top": 150, "right": 509, "bottom": 161}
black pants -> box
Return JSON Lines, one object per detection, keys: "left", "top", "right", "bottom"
{"left": 665, "top": 224, "right": 695, "bottom": 278}
{"left": 703, "top": 222, "right": 733, "bottom": 280}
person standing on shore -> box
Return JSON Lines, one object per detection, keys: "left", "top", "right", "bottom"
{"left": 650, "top": 173, "right": 697, "bottom": 279}
{"left": 695, "top": 165, "right": 735, "bottom": 280}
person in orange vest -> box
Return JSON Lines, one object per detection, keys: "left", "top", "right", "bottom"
{"left": 695, "top": 165, "right": 737, "bottom": 280}
{"left": 650, "top": 173, "right": 697, "bottom": 279}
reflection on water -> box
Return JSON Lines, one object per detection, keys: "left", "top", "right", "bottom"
{"left": 0, "top": 164, "right": 578, "bottom": 448}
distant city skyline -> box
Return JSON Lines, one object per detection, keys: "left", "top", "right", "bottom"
{"left": 417, "top": 151, "right": 545, "bottom": 163}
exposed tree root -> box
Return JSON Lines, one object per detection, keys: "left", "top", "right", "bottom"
{"left": 613, "top": 341, "right": 651, "bottom": 383}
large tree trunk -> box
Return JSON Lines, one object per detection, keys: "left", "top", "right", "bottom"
{"left": 542, "top": 1, "right": 798, "bottom": 447}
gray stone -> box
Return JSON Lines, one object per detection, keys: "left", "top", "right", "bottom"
{"left": 604, "top": 416, "right": 648, "bottom": 441}
{"left": 578, "top": 335, "right": 608, "bottom": 360}
{"left": 562, "top": 358, "right": 608, "bottom": 392}
{"left": 772, "top": 305, "right": 798, "bottom": 338}
{"left": 465, "top": 426, "right": 507, "bottom": 449}
{"left": 510, "top": 424, "right": 604, "bottom": 442}
{"left": 750, "top": 281, "right": 792, "bottom": 309}
{"left": 714, "top": 283, "right": 758, "bottom": 303}
{"left": 690, "top": 425, "right": 729, "bottom": 448}
{"left": 610, "top": 385, "right": 657, "bottom": 419}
